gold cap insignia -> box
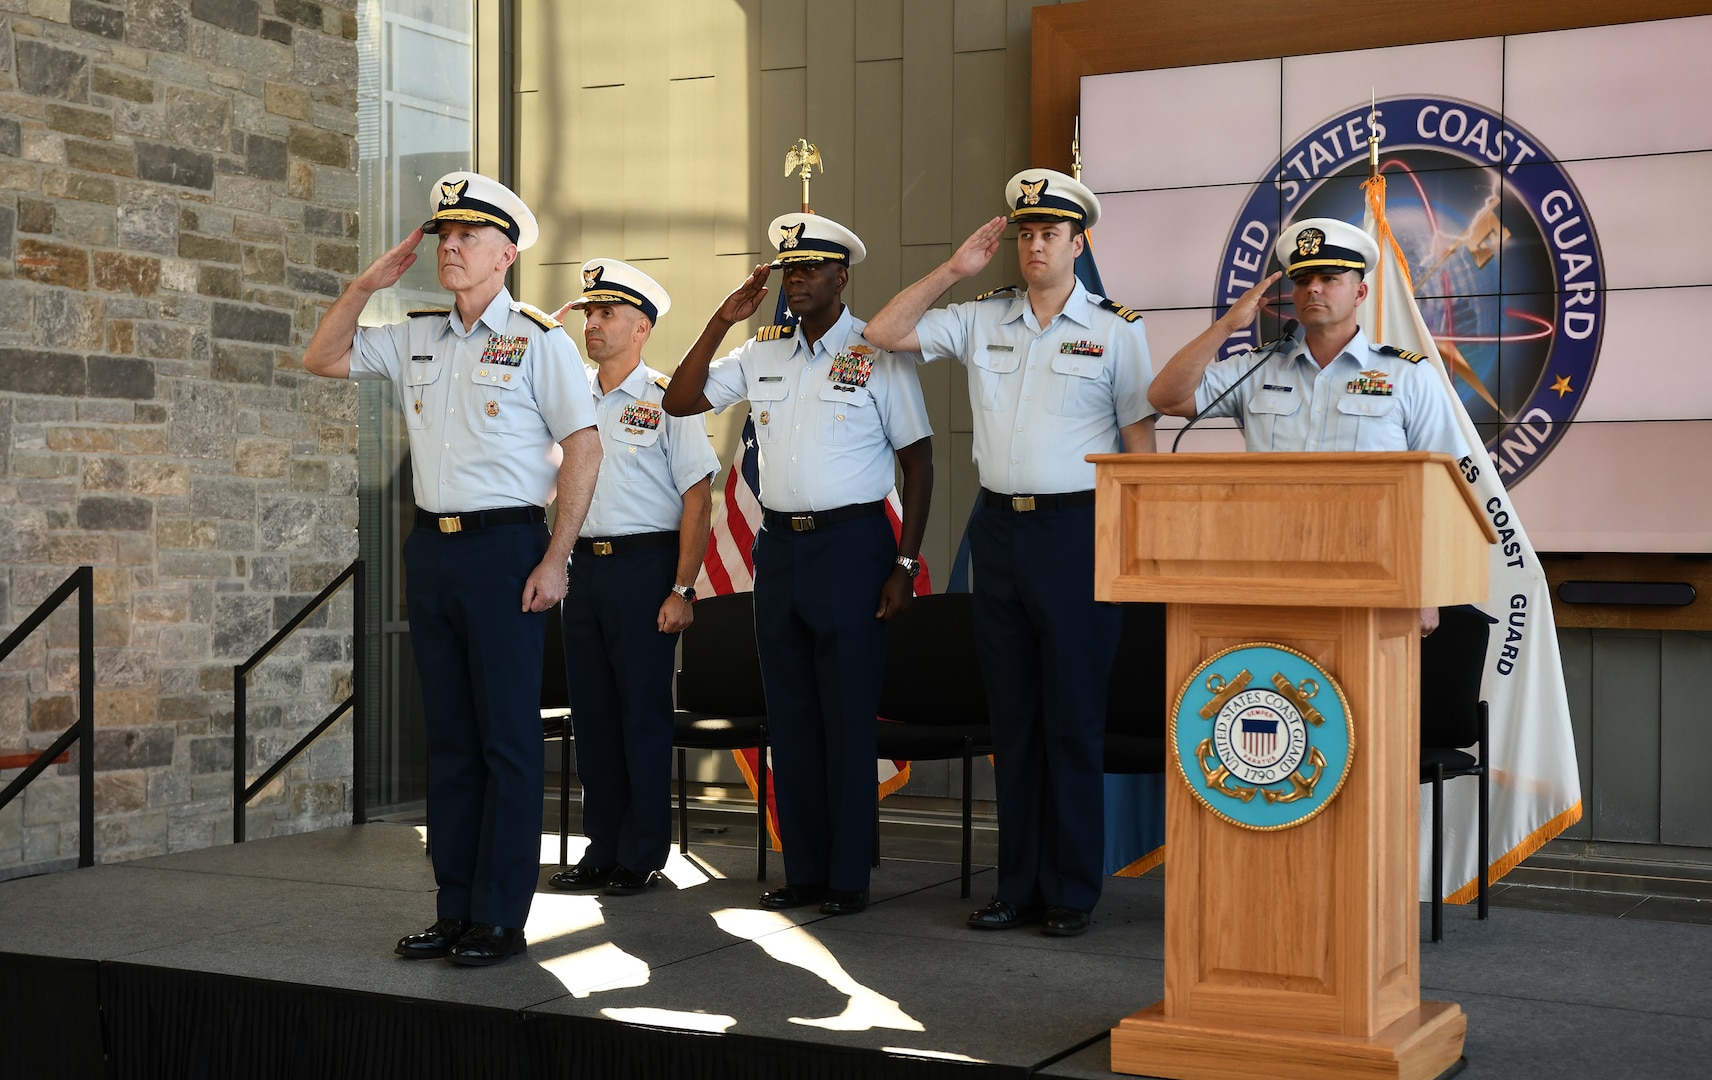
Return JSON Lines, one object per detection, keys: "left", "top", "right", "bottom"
{"left": 582, "top": 265, "right": 602, "bottom": 291}
{"left": 438, "top": 179, "right": 468, "bottom": 207}
{"left": 779, "top": 222, "right": 805, "bottom": 250}
{"left": 485, "top": 401, "right": 499, "bottom": 418}
{"left": 1296, "top": 227, "right": 1325, "bottom": 257}
{"left": 1019, "top": 179, "right": 1045, "bottom": 206}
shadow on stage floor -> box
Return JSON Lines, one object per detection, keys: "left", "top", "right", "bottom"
{"left": 1, "top": 822, "right": 1708, "bottom": 1079}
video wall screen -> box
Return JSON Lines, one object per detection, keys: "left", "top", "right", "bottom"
{"left": 1081, "top": 16, "right": 1712, "bottom": 553}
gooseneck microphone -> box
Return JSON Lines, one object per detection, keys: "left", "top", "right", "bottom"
{"left": 1170, "top": 319, "right": 1299, "bottom": 453}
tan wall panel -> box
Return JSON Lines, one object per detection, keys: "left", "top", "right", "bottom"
{"left": 956, "top": 0, "right": 1010, "bottom": 52}
{"left": 804, "top": 0, "right": 857, "bottom": 223}
{"left": 758, "top": 66, "right": 809, "bottom": 246}
{"left": 670, "top": 0, "right": 721, "bottom": 81}
{"left": 761, "top": 0, "right": 807, "bottom": 70}
{"left": 577, "top": 85, "right": 628, "bottom": 260}
{"left": 855, "top": 0, "right": 904, "bottom": 61}
{"left": 851, "top": 59, "right": 904, "bottom": 318}
{"left": 901, "top": 0, "right": 955, "bottom": 244}
{"left": 714, "top": 2, "right": 763, "bottom": 257}
{"left": 579, "top": 4, "right": 626, "bottom": 88}
{"left": 623, "top": 81, "right": 672, "bottom": 261}
{"left": 951, "top": 49, "right": 1010, "bottom": 302}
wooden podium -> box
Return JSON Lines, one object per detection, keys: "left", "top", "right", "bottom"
{"left": 1090, "top": 452, "right": 1496, "bottom": 1080}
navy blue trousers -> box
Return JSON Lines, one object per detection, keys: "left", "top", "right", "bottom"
{"left": 752, "top": 513, "right": 894, "bottom": 893}
{"left": 561, "top": 543, "right": 680, "bottom": 875}
{"left": 969, "top": 500, "right": 1121, "bottom": 915}
{"left": 404, "top": 521, "right": 549, "bottom": 929}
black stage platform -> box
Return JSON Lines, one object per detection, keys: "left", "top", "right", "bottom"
{"left": 2, "top": 822, "right": 1708, "bottom": 1079}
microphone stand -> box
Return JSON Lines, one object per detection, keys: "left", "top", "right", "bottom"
{"left": 1170, "top": 319, "right": 1300, "bottom": 453}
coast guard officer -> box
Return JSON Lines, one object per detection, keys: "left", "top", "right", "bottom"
{"left": 662, "top": 214, "right": 934, "bottom": 917}
{"left": 866, "top": 169, "right": 1156, "bottom": 938}
{"left": 545, "top": 259, "right": 719, "bottom": 897}
{"left": 303, "top": 172, "right": 601, "bottom": 966}
{"left": 1147, "top": 216, "right": 1467, "bottom": 634}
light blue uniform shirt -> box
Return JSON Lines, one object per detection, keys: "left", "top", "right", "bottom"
{"left": 1195, "top": 326, "right": 1468, "bottom": 457}
{"left": 702, "top": 306, "right": 932, "bottom": 513}
{"left": 582, "top": 360, "right": 720, "bottom": 537}
{"left": 914, "top": 278, "right": 1154, "bottom": 495}
{"left": 349, "top": 287, "right": 597, "bottom": 512}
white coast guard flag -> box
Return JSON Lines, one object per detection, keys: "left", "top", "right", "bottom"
{"left": 1359, "top": 173, "right": 1583, "bottom": 903}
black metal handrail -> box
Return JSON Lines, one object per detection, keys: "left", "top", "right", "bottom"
{"left": 233, "top": 559, "right": 366, "bottom": 842}
{"left": 0, "top": 566, "right": 95, "bottom": 868}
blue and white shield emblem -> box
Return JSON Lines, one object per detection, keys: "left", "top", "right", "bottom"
{"left": 1171, "top": 643, "right": 1354, "bottom": 831}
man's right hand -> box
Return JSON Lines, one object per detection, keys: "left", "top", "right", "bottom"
{"left": 716, "top": 264, "right": 773, "bottom": 325}
{"left": 949, "top": 216, "right": 1007, "bottom": 279}
{"left": 353, "top": 228, "right": 427, "bottom": 295}
{"left": 1225, "top": 271, "right": 1283, "bottom": 332}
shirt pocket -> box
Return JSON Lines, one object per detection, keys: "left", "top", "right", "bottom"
{"left": 1046, "top": 351, "right": 1110, "bottom": 417}
{"left": 1335, "top": 393, "right": 1405, "bottom": 449}
{"left": 608, "top": 418, "right": 663, "bottom": 480}
{"left": 816, "top": 381, "right": 873, "bottom": 445}
{"left": 470, "top": 366, "right": 527, "bottom": 433}
{"left": 969, "top": 345, "right": 1021, "bottom": 411}
{"left": 403, "top": 358, "right": 444, "bottom": 429}
{"left": 749, "top": 378, "right": 791, "bottom": 444}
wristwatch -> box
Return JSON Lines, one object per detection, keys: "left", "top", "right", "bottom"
{"left": 671, "top": 584, "right": 697, "bottom": 603}
{"left": 895, "top": 555, "right": 922, "bottom": 579}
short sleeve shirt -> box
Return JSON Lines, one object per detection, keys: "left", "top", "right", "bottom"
{"left": 701, "top": 306, "right": 932, "bottom": 512}
{"left": 582, "top": 361, "right": 721, "bottom": 537}
{"left": 349, "top": 287, "right": 597, "bottom": 512}
{"left": 913, "top": 279, "right": 1154, "bottom": 494}
{"left": 1194, "top": 326, "right": 1468, "bottom": 457}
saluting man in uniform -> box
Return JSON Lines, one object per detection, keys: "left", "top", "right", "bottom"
{"left": 545, "top": 259, "right": 719, "bottom": 897}
{"left": 1146, "top": 216, "right": 1467, "bottom": 635}
{"left": 303, "top": 172, "right": 601, "bottom": 966}
{"left": 662, "top": 214, "right": 934, "bottom": 917}
{"left": 866, "top": 169, "right": 1156, "bottom": 938}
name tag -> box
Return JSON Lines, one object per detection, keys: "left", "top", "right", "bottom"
{"left": 1261, "top": 384, "right": 1293, "bottom": 393}
{"left": 411, "top": 354, "right": 435, "bottom": 363}
{"left": 758, "top": 375, "right": 784, "bottom": 382}
{"left": 986, "top": 344, "right": 1014, "bottom": 352}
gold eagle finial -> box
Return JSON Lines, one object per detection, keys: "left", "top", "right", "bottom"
{"left": 785, "top": 138, "right": 823, "bottom": 213}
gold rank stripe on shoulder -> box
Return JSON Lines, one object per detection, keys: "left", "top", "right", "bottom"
{"left": 975, "top": 285, "right": 1018, "bottom": 302}
{"left": 653, "top": 375, "right": 671, "bottom": 391}
{"left": 1375, "top": 344, "right": 1427, "bottom": 364}
{"left": 516, "top": 303, "right": 560, "bottom": 331}
{"left": 756, "top": 323, "right": 798, "bottom": 341}
{"left": 407, "top": 308, "right": 450, "bottom": 319}
{"left": 1098, "top": 298, "right": 1143, "bottom": 323}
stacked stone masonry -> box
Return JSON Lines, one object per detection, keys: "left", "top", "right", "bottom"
{"left": 0, "top": 0, "right": 361, "bottom": 876}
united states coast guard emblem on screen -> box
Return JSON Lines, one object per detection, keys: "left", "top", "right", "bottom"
{"left": 1171, "top": 643, "right": 1354, "bottom": 831}
{"left": 1216, "top": 97, "right": 1604, "bottom": 487}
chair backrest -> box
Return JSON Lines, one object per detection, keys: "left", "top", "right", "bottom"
{"left": 1419, "top": 605, "right": 1491, "bottom": 750}
{"left": 676, "top": 592, "right": 767, "bottom": 716}
{"left": 877, "top": 592, "right": 989, "bottom": 727}
{"left": 541, "top": 603, "right": 570, "bottom": 711}
{"left": 1107, "top": 603, "right": 1167, "bottom": 739}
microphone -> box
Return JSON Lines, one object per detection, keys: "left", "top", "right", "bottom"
{"left": 1171, "top": 319, "right": 1299, "bottom": 453}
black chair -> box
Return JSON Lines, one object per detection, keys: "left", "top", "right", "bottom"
{"left": 541, "top": 604, "right": 573, "bottom": 866}
{"left": 673, "top": 592, "right": 770, "bottom": 880}
{"left": 1420, "top": 604, "right": 1492, "bottom": 943}
{"left": 875, "top": 592, "right": 992, "bottom": 898}
{"left": 1104, "top": 603, "right": 1169, "bottom": 776}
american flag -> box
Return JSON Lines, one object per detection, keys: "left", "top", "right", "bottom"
{"left": 697, "top": 415, "right": 927, "bottom": 849}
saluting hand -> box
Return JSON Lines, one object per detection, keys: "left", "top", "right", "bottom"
{"left": 875, "top": 568, "right": 914, "bottom": 621}
{"left": 716, "top": 264, "right": 773, "bottom": 325}
{"left": 353, "top": 228, "right": 426, "bottom": 295}
{"left": 948, "top": 216, "right": 1008, "bottom": 279}
{"left": 1226, "top": 271, "right": 1283, "bottom": 330}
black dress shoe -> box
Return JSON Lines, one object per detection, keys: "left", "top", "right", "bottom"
{"left": 394, "top": 917, "right": 470, "bottom": 959}
{"left": 759, "top": 884, "right": 826, "bottom": 910}
{"left": 819, "top": 889, "right": 869, "bottom": 915}
{"left": 446, "top": 923, "right": 527, "bottom": 966}
{"left": 602, "top": 867, "right": 661, "bottom": 896}
{"left": 1042, "top": 906, "right": 1091, "bottom": 937}
{"left": 966, "top": 898, "right": 1044, "bottom": 930}
{"left": 549, "top": 863, "right": 614, "bottom": 891}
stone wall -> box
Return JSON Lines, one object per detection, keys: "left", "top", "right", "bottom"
{"left": 0, "top": 0, "right": 361, "bottom": 875}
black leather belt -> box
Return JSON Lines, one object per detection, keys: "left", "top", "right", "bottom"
{"left": 980, "top": 488, "right": 1097, "bottom": 512}
{"left": 574, "top": 531, "right": 680, "bottom": 556}
{"left": 761, "top": 500, "right": 886, "bottom": 533}
{"left": 414, "top": 505, "right": 546, "bottom": 534}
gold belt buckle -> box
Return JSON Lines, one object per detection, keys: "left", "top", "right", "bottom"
{"left": 438, "top": 515, "right": 462, "bottom": 534}
{"left": 592, "top": 541, "right": 614, "bottom": 556}
{"left": 1011, "top": 495, "right": 1036, "bottom": 512}
{"left": 790, "top": 514, "right": 816, "bottom": 532}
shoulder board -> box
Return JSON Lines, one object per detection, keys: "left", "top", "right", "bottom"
{"left": 653, "top": 375, "right": 671, "bottom": 391}
{"left": 407, "top": 308, "right": 449, "bottom": 319}
{"left": 974, "top": 285, "right": 1019, "bottom": 302}
{"left": 755, "top": 323, "right": 798, "bottom": 341}
{"left": 514, "top": 302, "right": 560, "bottom": 331}
{"left": 1098, "top": 298, "right": 1143, "bottom": 323}
{"left": 1374, "top": 344, "right": 1427, "bottom": 364}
